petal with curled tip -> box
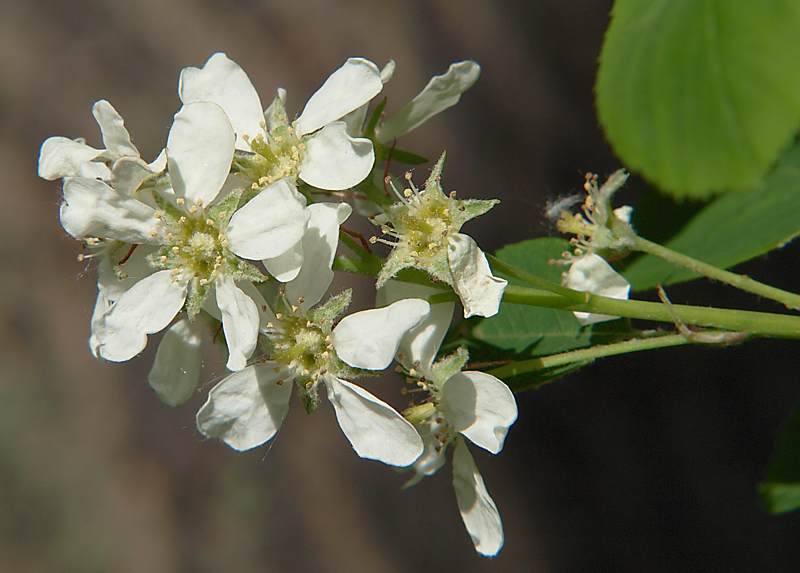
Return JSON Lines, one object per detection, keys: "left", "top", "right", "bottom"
{"left": 452, "top": 438, "right": 504, "bottom": 557}
{"left": 60, "top": 177, "right": 158, "bottom": 243}
{"left": 196, "top": 363, "right": 294, "bottom": 451}
{"left": 167, "top": 102, "right": 235, "bottom": 206}
{"left": 97, "top": 270, "right": 187, "bottom": 362}
{"left": 332, "top": 298, "right": 430, "bottom": 370}
{"left": 441, "top": 371, "right": 517, "bottom": 454}
{"left": 92, "top": 100, "right": 139, "bottom": 159}
{"left": 295, "top": 58, "right": 383, "bottom": 137}
{"left": 216, "top": 276, "right": 259, "bottom": 372}
{"left": 299, "top": 122, "right": 374, "bottom": 190}
{"left": 148, "top": 318, "right": 204, "bottom": 406}
{"left": 324, "top": 375, "right": 422, "bottom": 466}
{"left": 447, "top": 233, "right": 507, "bottom": 318}
{"left": 38, "top": 137, "right": 108, "bottom": 180}
{"left": 179, "top": 52, "right": 264, "bottom": 150}
{"left": 378, "top": 60, "right": 480, "bottom": 142}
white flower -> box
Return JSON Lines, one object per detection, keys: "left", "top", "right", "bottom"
{"left": 66, "top": 101, "right": 309, "bottom": 371}
{"left": 195, "top": 215, "right": 426, "bottom": 465}
{"left": 179, "top": 52, "right": 382, "bottom": 191}
{"left": 563, "top": 253, "right": 631, "bottom": 325}
{"left": 379, "top": 281, "right": 517, "bottom": 556}
{"left": 371, "top": 154, "right": 507, "bottom": 318}
{"left": 38, "top": 99, "right": 166, "bottom": 192}
{"left": 196, "top": 237, "right": 429, "bottom": 465}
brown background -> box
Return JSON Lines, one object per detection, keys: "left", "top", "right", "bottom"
{"left": 3, "top": 1, "right": 800, "bottom": 571}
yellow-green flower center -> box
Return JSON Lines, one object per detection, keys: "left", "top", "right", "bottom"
{"left": 238, "top": 126, "right": 306, "bottom": 190}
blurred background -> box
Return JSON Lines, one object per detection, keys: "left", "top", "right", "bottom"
{"left": 3, "top": 0, "right": 800, "bottom": 571}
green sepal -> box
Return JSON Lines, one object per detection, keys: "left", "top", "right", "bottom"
{"left": 266, "top": 90, "right": 289, "bottom": 130}
{"left": 299, "top": 382, "right": 320, "bottom": 414}
{"left": 365, "top": 97, "right": 387, "bottom": 138}
{"left": 430, "top": 347, "right": 469, "bottom": 388}
{"left": 229, "top": 259, "right": 268, "bottom": 284}
{"left": 451, "top": 198, "right": 499, "bottom": 229}
{"left": 310, "top": 289, "right": 352, "bottom": 328}
{"left": 207, "top": 187, "right": 242, "bottom": 228}
{"left": 424, "top": 152, "right": 447, "bottom": 193}
{"left": 151, "top": 192, "right": 184, "bottom": 223}
{"left": 185, "top": 276, "right": 209, "bottom": 319}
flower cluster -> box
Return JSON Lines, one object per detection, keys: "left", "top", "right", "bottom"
{"left": 550, "top": 171, "right": 634, "bottom": 324}
{"left": 39, "top": 53, "right": 515, "bottom": 556}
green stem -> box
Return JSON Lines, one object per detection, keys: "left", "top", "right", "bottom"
{"left": 487, "top": 333, "right": 691, "bottom": 379}
{"left": 487, "top": 254, "right": 580, "bottom": 300}
{"left": 507, "top": 285, "right": 800, "bottom": 338}
{"left": 633, "top": 235, "right": 800, "bottom": 310}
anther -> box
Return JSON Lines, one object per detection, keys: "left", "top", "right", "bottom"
{"left": 176, "top": 197, "right": 185, "bottom": 206}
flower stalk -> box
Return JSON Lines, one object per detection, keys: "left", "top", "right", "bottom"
{"left": 631, "top": 235, "right": 800, "bottom": 310}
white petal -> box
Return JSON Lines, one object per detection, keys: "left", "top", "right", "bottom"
{"left": 167, "top": 102, "right": 235, "bottom": 206}
{"left": 378, "top": 61, "right": 481, "bottom": 142}
{"left": 299, "top": 122, "right": 374, "bottom": 190}
{"left": 376, "top": 280, "right": 453, "bottom": 373}
{"left": 226, "top": 178, "right": 308, "bottom": 260}
{"left": 286, "top": 202, "right": 351, "bottom": 309}
{"left": 341, "top": 103, "right": 368, "bottom": 136}
{"left": 563, "top": 254, "right": 631, "bottom": 325}
{"left": 179, "top": 53, "right": 264, "bottom": 150}
{"left": 323, "top": 375, "right": 422, "bottom": 466}
{"left": 263, "top": 241, "right": 304, "bottom": 283}
{"left": 237, "top": 279, "right": 278, "bottom": 329}
{"left": 111, "top": 156, "right": 154, "bottom": 195}
{"left": 148, "top": 318, "right": 204, "bottom": 406}
{"left": 380, "top": 60, "right": 396, "bottom": 84}
{"left": 147, "top": 149, "right": 167, "bottom": 173}
{"left": 91, "top": 246, "right": 155, "bottom": 356}
{"left": 92, "top": 100, "right": 139, "bottom": 159}
{"left": 196, "top": 363, "right": 293, "bottom": 451}
{"left": 38, "top": 136, "right": 108, "bottom": 180}
{"left": 60, "top": 177, "right": 158, "bottom": 243}
{"left": 295, "top": 58, "right": 383, "bottom": 136}
{"left": 97, "top": 244, "right": 154, "bottom": 301}
{"left": 97, "top": 270, "right": 187, "bottom": 362}
{"left": 404, "top": 421, "right": 448, "bottom": 487}
{"left": 447, "top": 233, "right": 507, "bottom": 318}
{"left": 90, "top": 288, "right": 113, "bottom": 358}
{"left": 452, "top": 438, "right": 504, "bottom": 557}
{"left": 332, "top": 298, "right": 430, "bottom": 370}
{"left": 215, "top": 276, "right": 259, "bottom": 371}
{"left": 441, "top": 371, "right": 517, "bottom": 454}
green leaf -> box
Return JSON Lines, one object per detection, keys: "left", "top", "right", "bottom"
{"left": 374, "top": 142, "right": 429, "bottom": 165}
{"left": 473, "top": 238, "right": 588, "bottom": 354}
{"left": 597, "top": 0, "right": 800, "bottom": 198}
{"left": 623, "top": 141, "right": 800, "bottom": 291}
{"left": 759, "top": 405, "right": 800, "bottom": 514}
{"left": 505, "top": 361, "right": 591, "bottom": 393}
